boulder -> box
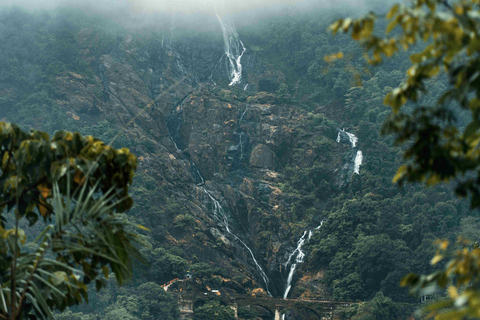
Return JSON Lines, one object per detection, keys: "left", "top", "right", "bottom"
{"left": 250, "top": 144, "right": 275, "bottom": 169}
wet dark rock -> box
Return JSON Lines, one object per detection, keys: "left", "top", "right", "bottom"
{"left": 250, "top": 144, "right": 275, "bottom": 169}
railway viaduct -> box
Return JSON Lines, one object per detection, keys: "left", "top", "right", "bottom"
{"left": 173, "top": 293, "right": 354, "bottom": 320}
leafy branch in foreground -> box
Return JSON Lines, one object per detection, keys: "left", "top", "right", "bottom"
{"left": 329, "top": 0, "right": 480, "bottom": 318}
{"left": 0, "top": 122, "right": 143, "bottom": 319}
{"left": 330, "top": 0, "right": 480, "bottom": 207}
{"left": 401, "top": 239, "right": 480, "bottom": 320}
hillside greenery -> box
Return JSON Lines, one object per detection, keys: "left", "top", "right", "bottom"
{"left": 0, "top": 3, "right": 477, "bottom": 320}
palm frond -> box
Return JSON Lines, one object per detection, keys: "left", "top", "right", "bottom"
{"left": 0, "top": 178, "right": 143, "bottom": 319}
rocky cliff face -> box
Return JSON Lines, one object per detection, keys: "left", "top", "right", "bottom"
{"left": 41, "top": 26, "right": 352, "bottom": 298}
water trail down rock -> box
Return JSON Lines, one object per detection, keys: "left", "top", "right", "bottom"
{"left": 283, "top": 221, "right": 324, "bottom": 300}
{"left": 214, "top": 8, "right": 246, "bottom": 86}
{"left": 240, "top": 105, "right": 248, "bottom": 123}
{"left": 354, "top": 150, "right": 363, "bottom": 175}
{"left": 283, "top": 231, "right": 309, "bottom": 299}
{"left": 203, "top": 189, "right": 272, "bottom": 296}
{"left": 337, "top": 128, "right": 363, "bottom": 175}
{"left": 337, "top": 128, "right": 358, "bottom": 148}
{"left": 191, "top": 162, "right": 205, "bottom": 185}
{"left": 239, "top": 132, "right": 245, "bottom": 160}
{"left": 164, "top": 96, "right": 271, "bottom": 295}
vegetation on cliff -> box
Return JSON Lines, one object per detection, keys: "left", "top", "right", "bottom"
{"left": 1, "top": 2, "right": 479, "bottom": 319}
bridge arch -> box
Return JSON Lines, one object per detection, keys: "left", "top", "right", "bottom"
{"left": 193, "top": 299, "right": 206, "bottom": 310}
{"left": 248, "top": 304, "right": 275, "bottom": 319}
{"left": 284, "top": 306, "right": 322, "bottom": 320}
{"left": 193, "top": 298, "right": 229, "bottom": 310}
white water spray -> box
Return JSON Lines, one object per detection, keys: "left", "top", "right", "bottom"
{"left": 215, "top": 9, "right": 246, "bottom": 86}
{"left": 283, "top": 231, "right": 309, "bottom": 299}
{"left": 354, "top": 150, "right": 363, "bottom": 175}
{"left": 337, "top": 129, "right": 363, "bottom": 175}
{"left": 338, "top": 128, "right": 358, "bottom": 148}
{"left": 283, "top": 221, "right": 324, "bottom": 300}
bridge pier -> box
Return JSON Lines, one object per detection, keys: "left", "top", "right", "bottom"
{"left": 231, "top": 302, "right": 238, "bottom": 320}
{"left": 274, "top": 306, "right": 281, "bottom": 320}
{"left": 177, "top": 296, "right": 194, "bottom": 319}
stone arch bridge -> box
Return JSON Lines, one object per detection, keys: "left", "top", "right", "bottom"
{"left": 173, "top": 293, "right": 355, "bottom": 320}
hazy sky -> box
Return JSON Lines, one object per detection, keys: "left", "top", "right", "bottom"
{"left": 0, "top": 0, "right": 393, "bottom": 15}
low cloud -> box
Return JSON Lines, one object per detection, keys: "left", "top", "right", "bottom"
{"left": 0, "top": 0, "right": 395, "bottom": 15}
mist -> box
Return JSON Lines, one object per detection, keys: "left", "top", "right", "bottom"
{"left": 0, "top": 0, "right": 396, "bottom": 17}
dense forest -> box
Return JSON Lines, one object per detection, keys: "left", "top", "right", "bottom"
{"left": 0, "top": 2, "right": 477, "bottom": 320}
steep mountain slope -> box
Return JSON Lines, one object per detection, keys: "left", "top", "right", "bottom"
{"left": 0, "top": 7, "right": 477, "bottom": 319}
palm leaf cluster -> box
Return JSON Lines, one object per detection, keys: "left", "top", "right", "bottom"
{"left": 0, "top": 123, "right": 143, "bottom": 320}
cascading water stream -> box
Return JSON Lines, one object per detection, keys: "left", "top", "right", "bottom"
{"left": 239, "top": 132, "right": 245, "bottom": 160}
{"left": 283, "top": 221, "right": 325, "bottom": 299}
{"left": 354, "top": 150, "right": 363, "bottom": 175}
{"left": 337, "top": 128, "right": 358, "bottom": 148}
{"left": 337, "top": 128, "right": 363, "bottom": 175}
{"left": 214, "top": 8, "right": 246, "bottom": 86}
{"left": 165, "top": 103, "right": 270, "bottom": 295}
{"left": 203, "top": 189, "right": 271, "bottom": 295}
{"left": 283, "top": 231, "right": 310, "bottom": 299}
{"left": 282, "top": 221, "right": 324, "bottom": 319}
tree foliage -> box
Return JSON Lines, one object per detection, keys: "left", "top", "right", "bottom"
{"left": 193, "top": 300, "right": 235, "bottom": 320}
{"left": 331, "top": 0, "right": 480, "bottom": 318}
{"left": 332, "top": 0, "right": 480, "bottom": 208}
{"left": 0, "top": 122, "right": 142, "bottom": 319}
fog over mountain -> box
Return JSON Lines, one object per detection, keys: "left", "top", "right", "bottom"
{"left": 0, "top": 0, "right": 395, "bottom": 15}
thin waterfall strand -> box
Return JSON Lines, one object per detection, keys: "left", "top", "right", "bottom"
{"left": 203, "top": 189, "right": 272, "bottom": 296}
{"left": 283, "top": 231, "right": 308, "bottom": 299}
{"left": 283, "top": 223, "right": 321, "bottom": 299}
{"left": 215, "top": 9, "right": 246, "bottom": 86}
{"left": 337, "top": 129, "right": 363, "bottom": 175}
{"left": 282, "top": 221, "right": 324, "bottom": 320}
{"left": 354, "top": 150, "right": 363, "bottom": 175}
{"left": 165, "top": 105, "right": 270, "bottom": 295}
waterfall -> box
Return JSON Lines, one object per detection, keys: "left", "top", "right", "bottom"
{"left": 164, "top": 104, "right": 270, "bottom": 295}
{"left": 203, "top": 189, "right": 272, "bottom": 296}
{"left": 283, "top": 231, "right": 309, "bottom": 299}
{"left": 338, "top": 128, "right": 358, "bottom": 148}
{"left": 337, "top": 128, "right": 363, "bottom": 175}
{"left": 239, "top": 132, "right": 245, "bottom": 160}
{"left": 281, "top": 221, "right": 324, "bottom": 320}
{"left": 354, "top": 150, "right": 363, "bottom": 175}
{"left": 214, "top": 8, "right": 246, "bottom": 86}
{"left": 239, "top": 105, "right": 248, "bottom": 122}
{"left": 283, "top": 221, "right": 324, "bottom": 300}
{"left": 191, "top": 162, "right": 205, "bottom": 185}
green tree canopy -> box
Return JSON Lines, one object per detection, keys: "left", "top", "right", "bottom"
{"left": 193, "top": 300, "right": 235, "bottom": 320}
{"left": 0, "top": 122, "right": 142, "bottom": 319}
